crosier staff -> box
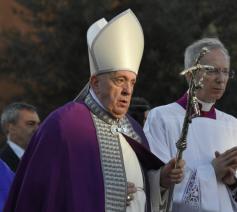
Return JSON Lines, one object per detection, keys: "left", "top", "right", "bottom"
{"left": 166, "top": 47, "right": 214, "bottom": 212}
{"left": 175, "top": 47, "right": 214, "bottom": 165}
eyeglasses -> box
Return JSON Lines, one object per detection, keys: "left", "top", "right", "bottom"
{"left": 205, "top": 68, "right": 235, "bottom": 79}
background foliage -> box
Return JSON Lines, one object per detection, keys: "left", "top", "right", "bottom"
{"left": 1, "top": 0, "right": 237, "bottom": 118}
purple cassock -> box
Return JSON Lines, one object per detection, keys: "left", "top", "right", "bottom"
{"left": 0, "top": 159, "right": 14, "bottom": 211}
{"left": 176, "top": 92, "right": 216, "bottom": 119}
{"left": 4, "top": 99, "right": 164, "bottom": 212}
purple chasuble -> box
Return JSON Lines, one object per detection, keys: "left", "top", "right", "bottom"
{"left": 4, "top": 101, "right": 163, "bottom": 212}
{"left": 176, "top": 92, "right": 216, "bottom": 119}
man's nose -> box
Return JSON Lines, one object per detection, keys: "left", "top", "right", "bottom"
{"left": 122, "top": 82, "right": 133, "bottom": 95}
{"left": 216, "top": 71, "right": 227, "bottom": 83}
{"left": 33, "top": 124, "right": 39, "bottom": 132}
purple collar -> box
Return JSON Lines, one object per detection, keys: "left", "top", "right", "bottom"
{"left": 176, "top": 93, "right": 216, "bottom": 119}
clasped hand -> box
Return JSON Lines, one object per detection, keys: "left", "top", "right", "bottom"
{"left": 212, "top": 146, "right": 237, "bottom": 185}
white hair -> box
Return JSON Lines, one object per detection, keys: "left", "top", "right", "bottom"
{"left": 184, "top": 38, "right": 230, "bottom": 69}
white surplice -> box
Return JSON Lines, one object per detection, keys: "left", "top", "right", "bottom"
{"left": 119, "top": 134, "right": 146, "bottom": 212}
{"left": 144, "top": 102, "right": 237, "bottom": 212}
{"left": 119, "top": 133, "right": 169, "bottom": 212}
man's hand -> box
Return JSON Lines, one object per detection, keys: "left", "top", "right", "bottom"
{"left": 160, "top": 158, "right": 185, "bottom": 188}
{"left": 213, "top": 148, "right": 237, "bottom": 185}
{"left": 126, "top": 182, "right": 137, "bottom": 206}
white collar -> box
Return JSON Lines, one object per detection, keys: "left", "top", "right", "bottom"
{"left": 89, "top": 88, "right": 108, "bottom": 111}
{"left": 7, "top": 140, "right": 25, "bottom": 159}
{"left": 197, "top": 99, "right": 215, "bottom": 112}
{"left": 186, "top": 90, "right": 215, "bottom": 112}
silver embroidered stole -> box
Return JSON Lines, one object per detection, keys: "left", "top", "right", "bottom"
{"left": 84, "top": 93, "right": 142, "bottom": 212}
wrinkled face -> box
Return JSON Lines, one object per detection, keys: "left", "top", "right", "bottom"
{"left": 8, "top": 109, "right": 40, "bottom": 149}
{"left": 91, "top": 70, "right": 137, "bottom": 119}
{"left": 195, "top": 48, "right": 230, "bottom": 103}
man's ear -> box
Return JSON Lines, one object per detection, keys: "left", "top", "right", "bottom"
{"left": 7, "top": 123, "right": 16, "bottom": 134}
{"left": 185, "top": 73, "right": 192, "bottom": 85}
{"left": 90, "top": 75, "right": 99, "bottom": 92}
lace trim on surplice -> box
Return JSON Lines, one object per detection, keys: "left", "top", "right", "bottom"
{"left": 182, "top": 170, "right": 200, "bottom": 209}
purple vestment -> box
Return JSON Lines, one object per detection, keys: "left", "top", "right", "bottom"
{"left": 176, "top": 93, "right": 216, "bottom": 119}
{"left": 4, "top": 101, "right": 163, "bottom": 212}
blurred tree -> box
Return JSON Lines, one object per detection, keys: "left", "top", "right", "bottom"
{"left": 0, "top": 0, "right": 237, "bottom": 118}
{"left": 0, "top": 0, "right": 107, "bottom": 117}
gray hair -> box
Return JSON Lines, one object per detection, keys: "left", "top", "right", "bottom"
{"left": 1, "top": 102, "right": 37, "bottom": 134}
{"left": 184, "top": 38, "right": 230, "bottom": 69}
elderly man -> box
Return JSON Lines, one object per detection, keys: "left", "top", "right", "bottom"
{"left": 4, "top": 9, "right": 184, "bottom": 212}
{"left": 0, "top": 102, "right": 40, "bottom": 172}
{"left": 144, "top": 38, "right": 237, "bottom": 211}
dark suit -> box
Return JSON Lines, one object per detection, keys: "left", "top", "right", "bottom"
{"left": 0, "top": 143, "right": 20, "bottom": 172}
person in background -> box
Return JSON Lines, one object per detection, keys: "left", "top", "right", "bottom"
{"left": 128, "top": 97, "right": 151, "bottom": 126}
{"left": 0, "top": 102, "right": 40, "bottom": 172}
{"left": 144, "top": 38, "right": 237, "bottom": 211}
{"left": 4, "top": 9, "right": 184, "bottom": 212}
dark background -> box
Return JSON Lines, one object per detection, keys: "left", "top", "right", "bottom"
{"left": 0, "top": 0, "right": 237, "bottom": 120}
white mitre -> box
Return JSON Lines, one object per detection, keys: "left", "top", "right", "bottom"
{"left": 87, "top": 9, "right": 144, "bottom": 76}
{"left": 74, "top": 9, "right": 144, "bottom": 100}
